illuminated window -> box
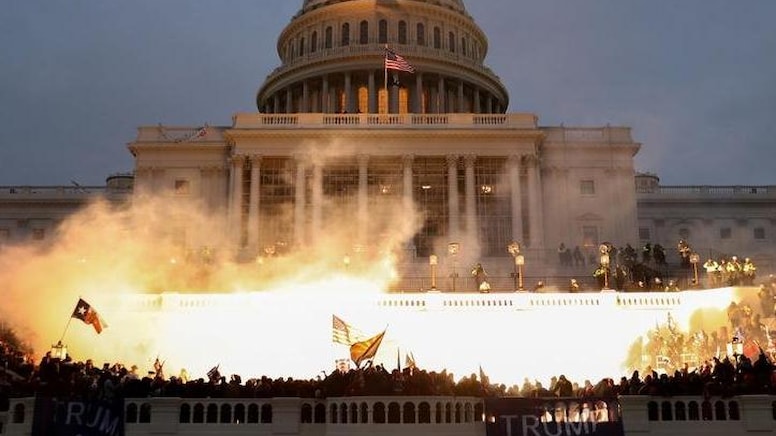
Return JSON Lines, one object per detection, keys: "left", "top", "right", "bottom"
{"left": 720, "top": 227, "right": 732, "bottom": 239}
{"left": 174, "top": 179, "right": 190, "bottom": 195}
{"left": 754, "top": 227, "right": 765, "bottom": 240}
{"left": 580, "top": 180, "right": 595, "bottom": 195}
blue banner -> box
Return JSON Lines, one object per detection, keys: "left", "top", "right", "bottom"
{"left": 32, "top": 397, "right": 124, "bottom": 436}
{"left": 485, "top": 398, "right": 624, "bottom": 436}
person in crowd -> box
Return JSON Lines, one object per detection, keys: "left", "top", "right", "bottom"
{"left": 703, "top": 258, "right": 719, "bottom": 288}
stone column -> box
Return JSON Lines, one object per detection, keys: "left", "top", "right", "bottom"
{"left": 402, "top": 154, "right": 414, "bottom": 215}
{"left": 230, "top": 155, "right": 246, "bottom": 247}
{"left": 464, "top": 155, "right": 477, "bottom": 238}
{"left": 457, "top": 81, "right": 464, "bottom": 113}
{"left": 322, "top": 75, "right": 329, "bottom": 113}
{"left": 273, "top": 94, "right": 280, "bottom": 114}
{"left": 437, "top": 76, "right": 446, "bottom": 113}
{"left": 312, "top": 162, "right": 323, "bottom": 241}
{"left": 248, "top": 155, "right": 262, "bottom": 250}
{"left": 526, "top": 154, "right": 544, "bottom": 249}
{"left": 447, "top": 154, "right": 460, "bottom": 241}
{"left": 294, "top": 156, "right": 307, "bottom": 246}
{"left": 486, "top": 94, "right": 493, "bottom": 114}
{"left": 357, "top": 154, "right": 369, "bottom": 246}
{"left": 368, "top": 71, "right": 377, "bottom": 114}
{"left": 344, "top": 72, "right": 352, "bottom": 113}
{"left": 301, "top": 80, "right": 309, "bottom": 113}
{"left": 415, "top": 72, "right": 423, "bottom": 113}
{"left": 508, "top": 154, "right": 523, "bottom": 243}
{"left": 473, "top": 88, "right": 481, "bottom": 114}
{"left": 285, "top": 88, "right": 293, "bottom": 113}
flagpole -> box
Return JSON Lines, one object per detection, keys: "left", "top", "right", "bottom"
{"left": 384, "top": 45, "right": 388, "bottom": 110}
{"left": 58, "top": 317, "right": 73, "bottom": 345}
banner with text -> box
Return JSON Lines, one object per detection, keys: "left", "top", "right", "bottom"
{"left": 485, "top": 398, "right": 624, "bottom": 436}
{"left": 32, "top": 397, "right": 124, "bottom": 436}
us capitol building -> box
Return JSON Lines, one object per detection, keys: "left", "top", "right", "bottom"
{"left": 1, "top": 0, "right": 774, "bottom": 279}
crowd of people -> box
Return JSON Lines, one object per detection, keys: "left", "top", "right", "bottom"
{"left": 3, "top": 329, "right": 776, "bottom": 409}
{"left": 558, "top": 240, "right": 762, "bottom": 292}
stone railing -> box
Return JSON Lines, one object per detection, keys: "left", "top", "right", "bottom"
{"left": 637, "top": 185, "right": 776, "bottom": 197}
{"left": 231, "top": 113, "right": 538, "bottom": 130}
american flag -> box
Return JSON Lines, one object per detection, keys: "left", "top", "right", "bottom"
{"left": 332, "top": 315, "right": 366, "bottom": 345}
{"left": 385, "top": 48, "right": 415, "bottom": 73}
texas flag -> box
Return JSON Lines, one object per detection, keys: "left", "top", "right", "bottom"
{"left": 71, "top": 298, "right": 106, "bottom": 334}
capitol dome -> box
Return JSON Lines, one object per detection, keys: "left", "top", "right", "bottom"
{"left": 257, "top": 0, "right": 509, "bottom": 114}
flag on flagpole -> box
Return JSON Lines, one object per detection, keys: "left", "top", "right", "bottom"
{"left": 350, "top": 329, "right": 386, "bottom": 368}
{"left": 71, "top": 298, "right": 106, "bottom": 334}
{"left": 384, "top": 48, "right": 415, "bottom": 73}
{"left": 332, "top": 314, "right": 355, "bottom": 345}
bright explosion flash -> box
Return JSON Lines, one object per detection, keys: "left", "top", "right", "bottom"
{"left": 0, "top": 195, "right": 752, "bottom": 389}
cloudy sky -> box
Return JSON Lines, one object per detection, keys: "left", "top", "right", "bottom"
{"left": 1, "top": 0, "right": 774, "bottom": 186}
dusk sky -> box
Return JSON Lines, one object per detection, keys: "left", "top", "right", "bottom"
{"left": 2, "top": 0, "right": 775, "bottom": 186}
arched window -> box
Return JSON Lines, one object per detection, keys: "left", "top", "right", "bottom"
{"left": 126, "top": 403, "right": 139, "bottom": 423}
{"left": 220, "top": 404, "right": 232, "bottom": 423}
{"left": 373, "top": 402, "right": 386, "bottom": 423}
{"left": 325, "top": 26, "right": 333, "bottom": 49}
{"left": 701, "top": 401, "right": 712, "bottom": 421}
{"left": 234, "top": 404, "right": 246, "bottom": 424}
{"left": 674, "top": 402, "right": 686, "bottom": 421}
{"left": 206, "top": 404, "right": 218, "bottom": 423}
{"left": 433, "top": 27, "right": 441, "bottom": 49}
{"left": 379, "top": 19, "right": 388, "bottom": 44}
{"left": 398, "top": 21, "right": 407, "bottom": 44}
{"left": 419, "top": 402, "right": 431, "bottom": 423}
{"left": 464, "top": 403, "right": 474, "bottom": 422}
{"left": 417, "top": 23, "right": 425, "bottom": 46}
{"left": 660, "top": 401, "right": 672, "bottom": 421}
{"left": 178, "top": 404, "right": 189, "bottom": 423}
{"left": 647, "top": 401, "right": 658, "bottom": 421}
{"left": 360, "top": 402, "right": 369, "bottom": 423}
{"left": 301, "top": 404, "right": 313, "bottom": 423}
{"left": 139, "top": 403, "right": 151, "bottom": 423}
{"left": 261, "top": 404, "right": 272, "bottom": 423}
{"left": 340, "top": 403, "right": 348, "bottom": 423}
{"left": 350, "top": 403, "right": 358, "bottom": 423}
{"left": 193, "top": 404, "right": 205, "bottom": 423}
{"left": 688, "top": 401, "right": 699, "bottom": 420}
{"left": 330, "top": 403, "right": 338, "bottom": 423}
{"left": 247, "top": 404, "right": 259, "bottom": 423}
{"left": 311, "top": 31, "right": 318, "bottom": 53}
{"left": 448, "top": 32, "right": 456, "bottom": 53}
{"left": 714, "top": 401, "right": 727, "bottom": 420}
{"left": 341, "top": 23, "right": 350, "bottom": 46}
{"left": 455, "top": 403, "right": 462, "bottom": 423}
{"left": 403, "top": 402, "right": 416, "bottom": 423}
{"left": 314, "top": 404, "right": 326, "bottom": 423}
{"left": 360, "top": 20, "right": 369, "bottom": 44}
{"left": 461, "top": 37, "right": 467, "bottom": 56}
{"left": 445, "top": 403, "right": 452, "bottom": 423}
{"left": 435, "top": 402, "right": 443, "bottom": 423}
{"left": 388, "top": 402, "right": 401, "bottom": 423}
{"left": 299, "top": 37, "right": 306, "bottom": 56}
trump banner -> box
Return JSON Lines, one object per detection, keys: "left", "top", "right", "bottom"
{"left": 485, "top": 398, "right": 624, "bottom": 436}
